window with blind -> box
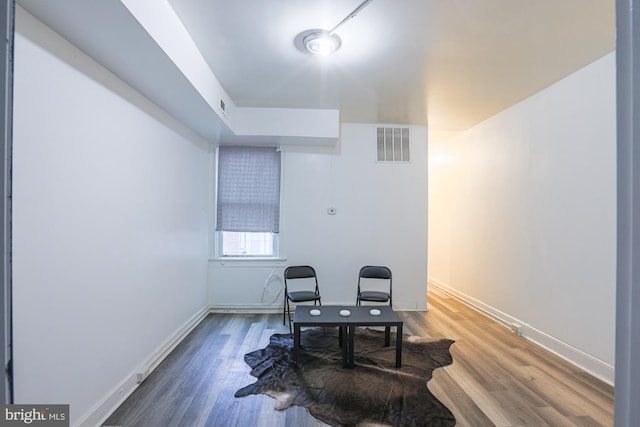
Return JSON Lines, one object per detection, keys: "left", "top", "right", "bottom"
{"left": 216, "top": 145, "right": 281, "bottom": 257}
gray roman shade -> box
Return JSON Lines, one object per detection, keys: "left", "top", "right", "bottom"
{"left": 216, "top": 145, "right": 281, "bottom": 233}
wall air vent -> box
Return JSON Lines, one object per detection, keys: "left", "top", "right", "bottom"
{"left": 376, "top": 127, "right": 410, "bottom": 162}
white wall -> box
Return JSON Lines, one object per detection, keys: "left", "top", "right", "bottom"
{"left": 12, "top": 10, "right": 209, "bottom": 425}
{"left": 209, "top": 123, "right": 428, "bottom": 311}
{"left": 428, "top": 53, "right": 616, "bottom": 383}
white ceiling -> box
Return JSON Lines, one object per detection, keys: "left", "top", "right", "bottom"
{"left": 17, "top": 0, "right": 614, "bottom": 135}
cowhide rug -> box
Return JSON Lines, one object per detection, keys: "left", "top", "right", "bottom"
{"left": 234, "top": 327, "right": 455, "bottom": 427}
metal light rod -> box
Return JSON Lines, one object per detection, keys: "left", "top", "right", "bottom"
{"left": 328, "top": 0, "right": 376, "bottom": 35}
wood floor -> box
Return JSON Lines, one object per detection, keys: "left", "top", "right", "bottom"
{"left": 103, "top": 288, "right": 614, "bottom": 426}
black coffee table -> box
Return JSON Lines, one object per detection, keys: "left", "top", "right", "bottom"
{"left": 293, "top": 305, "right": 349, "bottom": 367}
{"left": 345, "top": 306, "right": 403, "bottom": 368}
{"left": 293, "top": 305, "right": 403, "bottom": 369}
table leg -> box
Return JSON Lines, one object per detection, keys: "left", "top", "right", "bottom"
{"left": 341, "top": 326, "right": 348, "bottom": 368}
{"left": 395, "top": 323, "right": 403, "bottom": 368}
{"left": 348, "top": 326, "right": 355, "bottom": 369}
{"left": 294, "top": 323, "right": 300, "bottom": 364}
{"left": 384, "top": 326, "right": 390, "bottom": 346}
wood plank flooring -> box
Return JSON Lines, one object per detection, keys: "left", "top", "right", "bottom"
{"left": 103, "top": 288, "right": 613, "bottom": 426}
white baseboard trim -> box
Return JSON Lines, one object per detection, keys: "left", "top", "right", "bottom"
{"left": 210, "top": 304, "right": 282, "bottom": 314}
{"left": 209, "top": 303, "right": 427, "bottom": 314}
{"left": 428, "top": 279, "right": 614, "bottom": 386}
{"left": 76, "top": 306, "right": 210, "bottom": 427}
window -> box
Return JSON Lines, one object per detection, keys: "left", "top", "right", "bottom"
{"left": 216, "top": 145, "right": 281, "bottom": 257}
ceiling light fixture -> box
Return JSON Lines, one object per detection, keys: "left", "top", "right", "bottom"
{"left": 304, "top": 30, "right": 342, "bottom": 56}
{"left": 295, "top": 0, "right": 376, "bottom": 56}
{"left": 298, "top": 29, "right": 342, "bottom": 56}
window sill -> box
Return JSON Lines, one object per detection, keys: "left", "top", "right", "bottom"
{"left": 209, "top": 257, "right": 288, "bottom": 267}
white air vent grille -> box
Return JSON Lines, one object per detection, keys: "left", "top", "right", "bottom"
{"left": 376, "top": 127, "right": 410, "bottom": 162}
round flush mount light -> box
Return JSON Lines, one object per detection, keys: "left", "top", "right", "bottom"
{"left": 294, "top": 0, "right": 374, "bottom": 57}
{"left": 295, "top": 29, "right": 342, "bottom": 56}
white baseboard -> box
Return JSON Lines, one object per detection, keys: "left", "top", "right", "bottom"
{"left": 209, "top": 302, "right": 427, "bottom": 313}
{"left": 210, "top": 304, "right": 283, "bottom": 314}
{"left": 76, "top": 306, "right": 210, "bottom": 427}
{"left": 428, "top": 279, "right": 614, "bottom": 386}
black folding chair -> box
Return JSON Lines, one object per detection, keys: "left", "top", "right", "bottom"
{"left": 283, "top": 265, "right": 322, "bottom": 333}
{"left": 356, "top": 266, "right": 392, "bottom": 306}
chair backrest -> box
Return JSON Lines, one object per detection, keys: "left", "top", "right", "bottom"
{"left": 284, "top": 265, "right": 319, "bottom": 293}
{"left": 359, "top": 266, "right": 391, "bottom": 280}
{"left": 285, "top": 265, "right": 317, "bottom": 280}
